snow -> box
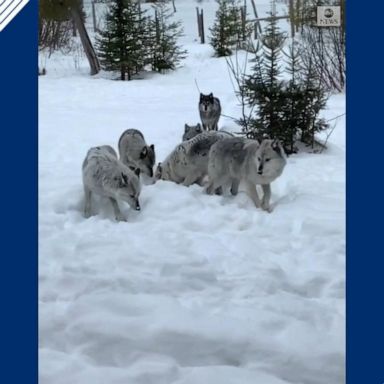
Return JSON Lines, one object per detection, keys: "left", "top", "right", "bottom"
{"left": 39, "top": 1, "right": 345, "bottom": 384}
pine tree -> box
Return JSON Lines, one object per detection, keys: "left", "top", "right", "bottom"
{"left": 148, "top": 0, "right": 187, "bottom": 73}
{"left": 281, "top": 40, "right": 304, "bottom": 153}
{"left": 96, "top": 0, "right": 148, "bottom": 80}
{"left": 296, "top": 53, "right": 329, "bottom": 148}
{"left": 281, "top": 40, "right": 329, "bottom": 151}
{"left": 209, "top": 0, "right": 251, "bottom": 57}
{"left": 242, "top": 12, "right": 287, "bottom": 141}
{"left": 241, "top": 13, "right": 329, "bottom": 153}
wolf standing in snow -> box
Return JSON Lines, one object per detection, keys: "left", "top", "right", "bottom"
{"left": 82, "top": 145, "right": 141, "bottom": 222}
{"left": 206, "top": 138, "right": 286, "bottom": 212}
{"left": 118, "top": 129, "right": 156, "bottom": 178}
{"left": 199, "top": 93, "right": 221, "bottom": 131}
{"left": 155, "top": 131, "right": 233, "bottom": 186}
{"left": 182, "top": 123, "right": 203, "bottom": 141}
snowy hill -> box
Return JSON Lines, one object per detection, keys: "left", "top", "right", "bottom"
{"left": 39, "top": 1, "right": 345, "bottom": 384}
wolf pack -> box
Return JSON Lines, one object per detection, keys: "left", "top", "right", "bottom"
{"left": 82, "top": 92, "right": 287, "bottom": 221}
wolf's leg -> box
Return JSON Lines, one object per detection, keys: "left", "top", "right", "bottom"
{"left": 182, "top": 173, "right": 198, "bottom": 187}
{"left": 214, "top": 186, "right": 223, "bottom": 195}
{"left": 205, "top": 181, "right": 215, "bottom": 195}
{"left": 261, "top": 184, "right": 272, "bottom": 212}
{"left": 109, "top": 198, "right": 127, "bottom": 222}
{"left": 245, "top": 181, "right": 261, "bottom": 208}
{"left": 196, "top": 175, "right": 207, "bottom": 186}
{"left": 206, "top": 177, "right": 225, "bottom": 195}
{"left": 230, "top": 179, "right": 240, "bottom": 196}
{"left": 84, "top": 187, "right": 92, "bottom": 218}
{"left": 206, "top": 179, "right": 220, "bottom": 195}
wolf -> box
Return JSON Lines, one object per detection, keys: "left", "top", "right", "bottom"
{"left": 199, "top": 93, "right": 221, "bottom": 131}
{"left": 118, "top": 129, "right": 156, "bottom": 178}
{"left": 183, "top": 123, "right": 203, "bottom": 141}
{"left": 82, "top": 145, "right": 141, "bottom": 222}
{"left": 206, "top": 138, "right": 286, "bottom": 211}
{"left": 155, "top": 131, "right": 233, "bottom": 186}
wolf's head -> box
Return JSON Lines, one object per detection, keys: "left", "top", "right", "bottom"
{"left": 183, "top": 123, "right": 203, "bottom": 141}
{"left": 255, "top": 139, "right": 286, "bottom": 180}
{"left": 138, "top": 144, "right": 156, "bottom": 178}
{"left": 199, "top": 93, "right": 216, "bottom": 112}
{"left": 115, "top": 170, "right": 141, "bottom": 211}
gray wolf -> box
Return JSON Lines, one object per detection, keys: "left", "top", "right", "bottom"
{"left": 206, "top": 138, "right": 286, "bottom": 211}
{"left": 199, "top": 93, "right": 221, "bottom": 131}
{"left": 82, "top": 145, "right": 141, "bottom": 221}
{"left": 155, "top": 131, "right": 233, "bottom": 186}
{"left": 183, "top": 123, "right": 203, "bottom": 141}
{"left": 118, "top": 129, "right": 155, "bottom": 178}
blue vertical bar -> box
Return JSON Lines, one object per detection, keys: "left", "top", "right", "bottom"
{"left": 347, "top": 1, "right": 384, "bottom": 383}
{"left": 0, "top": 1, "right": 37, "bottom": 383}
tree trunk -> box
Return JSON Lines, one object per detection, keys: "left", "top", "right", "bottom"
{"left": 70, "top": 6, "right": 100, "bottom": 75}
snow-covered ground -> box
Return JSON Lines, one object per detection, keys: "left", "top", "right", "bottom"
{"left": 39, "top": 1, "right": 345, "bottom": 383}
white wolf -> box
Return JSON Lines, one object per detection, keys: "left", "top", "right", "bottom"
{"left": 206, "top": 138, "right": 286, "bottom": 211}
{"left": 118, "top": 129, "right": 155, "bottom": 178}
{"left": 82, "top": 145, "right": 141, "bottom": 222}
{"left": 155, "top": 131, "right": 233, "bottom": 186}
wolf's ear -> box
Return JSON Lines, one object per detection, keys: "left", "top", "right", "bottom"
{"left": 184, "top": 124, "right": 190, "bottom": 132}
{"left": 140, "top": 146, "right": 148, "bottom": 159}
{"left": 196, "top": 123, "right": 202, "bottom": 132}
{"left": 134, "top": 168, "right": 141, "bottom": 177}
{"left": 150, "top": 144, "right": 155, "bottom": 152}
{"left": 209, "top": 93, "right": 213, "bottom": 97}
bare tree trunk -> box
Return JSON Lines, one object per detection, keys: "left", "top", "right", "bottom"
{"left": 70, "top": 6, "right": 100, "bottom": 75}
{"left": 172, "top": 0, "right": 176, "bottom": 13}
{"left": 92, "top": 1, "right": 97, "bottom": 33}
{"left": 289, "top": 0, "right": 295, "bottom": 37}
{"left": 200, "top": 9, "right": 205, "bottom": 44}
{"left": 250, "top": 0, "right": 262, "bottom": 35}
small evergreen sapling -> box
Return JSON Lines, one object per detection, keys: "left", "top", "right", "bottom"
{"left": 242, "top": 13, "right": 287, "bottom": 142}
{"left": 96, "top": 0, "right": 148, "bottom": 80}
{"left": 148, "top": 0, "right": 187, "bottom": 73}
{"left": 210, "top": 0, "right": 251, "bottom": 57}
{"left": 241, "top": 10, "right": 329, "bottom": 153}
